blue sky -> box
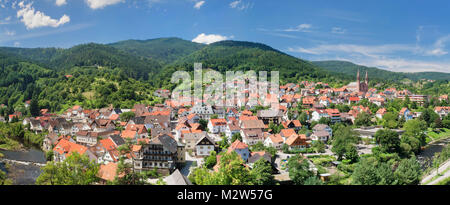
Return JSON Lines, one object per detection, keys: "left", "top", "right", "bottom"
{"left": 0, "top": 0, "right": 450, "bottom": 73}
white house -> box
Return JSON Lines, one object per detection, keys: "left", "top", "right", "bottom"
{"left": 264, "top": 134, "right": 284, "bottom": 149}
{"left": 195, "top": 135, "right": 215, "bottom": 157}
{"left": 207, "top": 118, "right": 228, "bottom": 134}
{"left": 311, "top": 110, "right": 330, "bottom": 122}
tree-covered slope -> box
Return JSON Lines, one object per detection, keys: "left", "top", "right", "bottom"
{"left": 157, "top": 40, "right": 350, "bottom": 88}
{"left": 0, "top": 44, "right": 162, "bottom": 80}
{"left": 312, "top": 60, "right": 450, "bottom": 81}
{"left": 109, "top": 37, "right": 205, "bottom": 64}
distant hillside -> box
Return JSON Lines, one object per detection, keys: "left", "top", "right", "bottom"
{"left": 0, "top": 38, "right": 447, "bottom": 112}
{"left": 0, "top": 44, "right": 162, "bottom": 80}
{"left": 109, "top": 37, "right": 205, "bottom": 64}
{"left": 157, "top": 40, "right": 349, "bottom": 87}
{"left": 312, "top": 60, "right": 450, "bottom": 82}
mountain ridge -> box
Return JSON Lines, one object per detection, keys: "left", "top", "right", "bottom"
{"left": 312, "top": 60, "right": 450, "bottom": 81}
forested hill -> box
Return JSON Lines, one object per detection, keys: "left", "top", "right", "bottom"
{"left": 312, "top": 60, "right": 450, "bottom": 81}
{"left": 0, "top": 39, "right": 340, "bottom": 112}
{"left": 109, "top": 37, "right": 205, "bottom": 64}
{"left": 0, "top": 44, "right": 162, "bottom": 81}
{"left": 0, "top": 38, "right": 448, "bottom": 113}
{"left": 157, "top": 40, "right": 351, "bottom": 87}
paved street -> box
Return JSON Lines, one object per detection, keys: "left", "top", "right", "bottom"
{"left": 180, "top": 151, "right": 204, "bottom": 177}
{"left": 356, "top": 144, "right": 375, "bottom": 155}
{"left": 421, "top": 159, "right": 450, "bottom": 185}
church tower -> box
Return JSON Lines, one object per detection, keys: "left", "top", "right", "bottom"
{"left": 365, "top": 71, "right": 369, "bottom": 85}
{"left": 356, "top": 69, "right": 360, "bottom": 92}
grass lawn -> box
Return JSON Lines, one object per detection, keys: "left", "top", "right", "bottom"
{"left": 307, "top": 155, "right": 336, "bottom": 167}
{"left": 0, "top": 137, "right": 22, "bottom": 151}
{"left": 427, "top": 128, "right": 450, "bottom": 141}
{"left": 436, "top": 176, "right": 450, "bottom": 185}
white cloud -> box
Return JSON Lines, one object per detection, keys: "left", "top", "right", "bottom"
{"left": 288, "top": 44, "right": 415, "bottom": 58}
{"left": 289, "top": 42, "right": 450, "bottom": 73}
{"left": 0, "top": 16, "right": 11, "bottom": 25}
{"left": 4, "top": 29, "right": 15, "bottom": 36}
{"left": 0, "top": 23, "right": 93, "bottom": 43}
{"left": 85, "top": 0, "right": 124, "bottom": 10}
{"left": 192, "top": 33, "right": 230, "bottom": 44}
{"left": 331, "top": 27, "right": 346, "bottom": 34}
{"left": 361, "top": 58, "right": 450, "bottom": 73}
{"left": 194, "top": 1, "right": 204, "bottom": 9}
{"left": 283, "top": 24, "right": 312, "bottom": 32}
{"left": 423, "top": 35, "right": 450, "bottom": 56}
{"left": 230, "top": 0, "right": 239, "bottom": 8}
{"left": 14, "top": 42, "right": 20, "bottom": 47}
{"left": 416, "top": 26, "right": 424, "bottom": 43}
{"left": 230, "top": 0, "right": 252, "bottom": 11}
{"left": 17, "top": 2, "right": 70, "bottom": 29}
{"left": 55, "top": 0, "right": 67, "bottom": 6}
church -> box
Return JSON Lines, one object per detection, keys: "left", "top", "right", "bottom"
{"left": 347, "top": 70, "right": 369, "bottom": 93}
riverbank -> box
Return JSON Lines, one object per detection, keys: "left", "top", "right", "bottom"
{"left": 0, "top": 122, "right": 46, "bottom": 152}
{"left": 0, "top": 148, "right": 46, "bottom": 185}
{"left": 419, "top": 137, "right": 450, "bottom": 173}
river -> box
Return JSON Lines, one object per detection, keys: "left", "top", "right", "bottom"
{"left": 0, "top": 148, "right": 46, "bottom": 185}
{"left": 417, "top": 138, "right": 450, "bottom": 170}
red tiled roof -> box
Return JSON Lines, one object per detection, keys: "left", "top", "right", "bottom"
{"left": 109, "top": 114, "right": 119, "bottom": 121}
{"left": 376, "top": 108, "right": 387, "bottom": 115}
{"left": 280, "top": 129, "right": 297, "bottom": 138}
{"left": 228, "top": 140, "right": 248, "bottom": 151}
{"left": 100, "top": 138, "right": 116, "bottom": 151}
{"left": 399, "top": 107, "right": 409, "bottom": 115}
{"left": 53, "top": 139, "right": 87, "bottom": 156}
{"left": 210, "top": 118, "right": 227, "bottom": 126}
{"left": 268, "top": 134, "right": 284, "bottom": 144}
{"left": 98, "top": 162, "right": 119, "bottom": 182}
{"left": 121, "top": 130, "right": 137, "bottom": 139}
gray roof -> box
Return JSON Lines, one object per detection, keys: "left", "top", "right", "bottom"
{"left": 184, "top": 131, "right": 207, "bottom": 141}
{"left": 313, "top": 124, "right": 330, "bottom": 131}
{"left": 313, "top": 130, "right": 330, "bottom": 137}
{"left": 109, "top": 135, "right": 125, "bottom": 147}
{"left": 165, "top": 169, "right": 192, "bottom": 185}
{"left": 195, "top": 134, "right": 215, "bottom": 146}
{"left": 257, "top": 109, "right": 284, "bottom": 118}
{"left": 145, "top": 115, "right": 169, "bottom": 125}
{"left": 151, "top": 134, "right": 178, "bottom": 154}
{"left": 248, "top": 152, "right": 272, "bottom": 164}
{"left": 132, "top": 116, "right": 146, "bottom": 125}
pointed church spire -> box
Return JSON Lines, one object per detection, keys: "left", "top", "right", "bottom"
{"left": 357, "top": 69, "right": 360, "bottom": 82}
{"left": 356, "top": 69, "right": 360, "bottom": 92}
{"left": 365, "top": 71, "right": 368, "bottom": 84}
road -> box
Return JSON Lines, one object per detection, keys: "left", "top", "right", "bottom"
{"left": 421, "top": 159, "right": 450, "bottom": 185}
{"left": 180, "top": 151, "right": 204, "bottom": 177}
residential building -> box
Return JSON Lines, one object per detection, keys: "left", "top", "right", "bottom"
{"left": 208, "top": 118, "right": 228, "bottom": 134}
{"left": 133, "top": 134, "right": 184, "bottom": 176}
{"left": 227, "top": 140, "right": 250, "bottom": 162}
{"left": 195, "top": 135, "right": 216, "bottom": 157}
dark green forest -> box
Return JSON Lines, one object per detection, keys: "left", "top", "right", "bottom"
{"left": 312, "top": 60, "right": 450, "bottom": 82}
{"left": 0, "top": 38, "right": 448, "bottom": 115}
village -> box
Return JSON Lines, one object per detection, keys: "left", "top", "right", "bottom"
{"left": 4, "top": 71, "right": 449, "bottom": 185}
